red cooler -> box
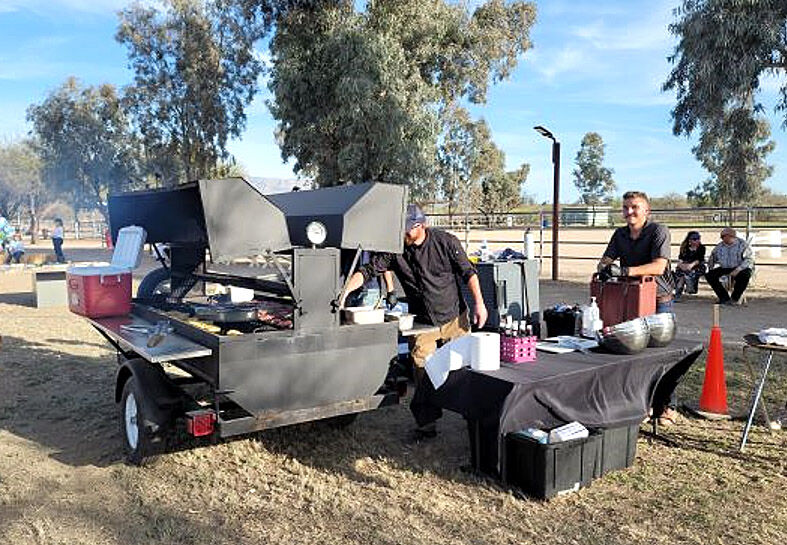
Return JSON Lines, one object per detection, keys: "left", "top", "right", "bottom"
{"left": 67, "top": 267, "right": 132, "bottom": 318}
{"left": 66, "top": 225, "right": 146, "bottom": 318}
{"left": 590, "top": 274, "right": 656, "bottom": 327}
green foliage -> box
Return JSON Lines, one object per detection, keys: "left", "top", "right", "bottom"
{"left": 664, "top": 0, "right": 787, "bottom": 136}
{"left": 572, "top": 132, "right": 615, "bottom": 207}
{"left": 0, "top": 139, "right": 41, "bottom": 217}
{"left": 116, "top": 0, "right": 269, "bottom": 185}
{"left": 665, "top": 1, "right": 782, "bottom": 207}
{"left": 691, "top": 106, "right": 774, "bottom": 207}
{"left": 477, "top": 163, "right": 528, "bottom": 219}
{"left": 0, "top": 139, "right": 48, "bottom": 242}
{"left": 26, "top": 77, "right": 140, "bottom": 219}
{"left": 267, "top": 0, "right": 536, "bottom": 190}
{"left": 650, "top": 192, "right": 689, "bottom": 210}
{"left": 436, "top": 107, "right": 527, "bottom": 218}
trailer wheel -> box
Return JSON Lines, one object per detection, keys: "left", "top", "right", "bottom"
{"left": 120, "top": 378, "right": 155, "bottom": 465}
{"left": 137, "top": 266, "right": 171, "bottom": 299}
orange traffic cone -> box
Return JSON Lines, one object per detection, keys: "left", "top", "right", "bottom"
{"left": 698, "top": 305, "right": 729, "bottom": 415}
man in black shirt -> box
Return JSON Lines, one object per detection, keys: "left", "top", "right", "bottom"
{"left": 342, "top": 204, "right": 487, "bottom": 438}
{"left": 598, "top": 191, "right": 674, "bottom": 313}
{"left": 598, "top": 190, "right": 680, "bottom": 426}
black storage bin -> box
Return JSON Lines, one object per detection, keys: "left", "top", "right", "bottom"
{"left": 543, "top": 308, "right": 577, "bottom": 337}
{"left": 596, "top": 424, "right": 639, "bottom": 476}
{"left": 505, "top": 432, "right": 601, "bottom": 500}
{"left": 467, "top": 419, "right": 502, "bottom": 477}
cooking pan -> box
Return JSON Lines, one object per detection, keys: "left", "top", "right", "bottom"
{"left": 191, "top": 302, "right": 260, "bottom": 323}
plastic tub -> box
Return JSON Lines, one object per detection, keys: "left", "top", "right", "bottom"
{"left": 342, "top": 306, "right": 385, "bottom": 324}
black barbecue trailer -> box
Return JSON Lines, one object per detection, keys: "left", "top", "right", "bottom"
{"left": 86, "top": 179, "right": 409, "bottom": 464}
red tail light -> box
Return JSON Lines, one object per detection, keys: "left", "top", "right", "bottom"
{"left": 186, "top": 410, "right": 217, "bottom": 437}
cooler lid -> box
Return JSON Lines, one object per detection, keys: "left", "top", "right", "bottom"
{"left": 110, "top": 226, "right": 147, "bottom": 270}
{"left": 67, "top": 265, "right": 131, "bottom": 276}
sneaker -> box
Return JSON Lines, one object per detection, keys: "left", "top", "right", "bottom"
{"left": 727, "top": 299, "right": 741, "bottom": 306}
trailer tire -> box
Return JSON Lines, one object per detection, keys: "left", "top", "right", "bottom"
{"left": 137, "top": 266, "right": 171, "bottom": 299}
{"left": 120, "top": 378, "right": 156, "bottom": 465}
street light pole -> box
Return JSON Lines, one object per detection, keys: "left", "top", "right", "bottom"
{"left": 534, "top": 126, "right": 560, "bottom": 281}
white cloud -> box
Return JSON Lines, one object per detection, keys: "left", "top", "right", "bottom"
{"left": 529, "top": 45, "right": 602, "bottom": 82}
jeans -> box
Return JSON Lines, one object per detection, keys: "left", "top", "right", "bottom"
{"left": 656, "top": 299, "right": 673, "bottom": 314}
{"left": 674, "top": 265, "right": 705, "bottom": 297}
{"left": 52, "top": 237, "right": 65, "bottom": 263}
{"left": 655, "top": 298, "right": 676, "bottom": 408}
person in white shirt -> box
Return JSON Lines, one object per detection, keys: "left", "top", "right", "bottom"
{"left": 52, "top": 218, "right": 66, "bottom": 263}
{"left": 705, "top": 227, "right": 753, "bottom": 305}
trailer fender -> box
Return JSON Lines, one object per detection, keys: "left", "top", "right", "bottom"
{"left": 115, "top": 358, "right": 183, "bottom": 434}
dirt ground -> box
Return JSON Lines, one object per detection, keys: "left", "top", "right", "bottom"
{"left": 1, "top": 242, "right": 786, "bottom": 544}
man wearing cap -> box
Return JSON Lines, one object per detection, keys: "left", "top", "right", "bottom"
{"left": 597, "top": 191, "right": 675, "bottom": 313}
{"left": 341, "top": 204, "right": 488, "bottom": 439}
{"left": 705, "top": 227, "right": 753, "bottom": 305}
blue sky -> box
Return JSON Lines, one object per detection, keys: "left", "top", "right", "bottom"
{"left": 1, "top": 0, "right": 785, "bottom": 203}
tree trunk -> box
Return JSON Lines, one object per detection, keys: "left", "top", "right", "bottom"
{"left": 28, "top": 193, "right": 37, "bottom": 245}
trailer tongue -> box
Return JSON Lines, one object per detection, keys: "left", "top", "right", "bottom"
{"left": 81, "top": 180, "right": 408, "bottom": 464}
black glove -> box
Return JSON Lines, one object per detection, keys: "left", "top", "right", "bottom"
{"left": 385, "top": 291, "right": 398, "bottom": 309}
{"left": 598, "top": 264, "right": 629, "bottom": 282}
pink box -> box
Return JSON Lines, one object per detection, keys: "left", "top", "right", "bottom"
{"left": 67, "top": 267, "right": 132, "bottom": 318}
{"left": 500, "top": 335, "right": 537, "bottom": 363}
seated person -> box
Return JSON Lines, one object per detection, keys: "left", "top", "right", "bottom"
{"left": 5, "top": 232, "right": 24, "bottom": 264}
{"left": 705, "top": 227, "right": 753, "bottom": 306}
{"left": 674, "top": 231, "right": 706, "bottom": 299}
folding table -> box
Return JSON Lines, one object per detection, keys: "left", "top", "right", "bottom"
{"left": 739, "top": 334, "right": 787, "bottom": 451}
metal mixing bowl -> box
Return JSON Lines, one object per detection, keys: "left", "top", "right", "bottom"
{"left": 644, "top": 312, "right": 676, "bottom": 347}
{"left": 596, "top": 317, "right": 650, "bottom": 354}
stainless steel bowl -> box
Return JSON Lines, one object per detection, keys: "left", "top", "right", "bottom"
{"left": 644, "top": 312, "right": 676, "bottom": 347}
{"left": 596, "top": 317, "right": 650, "bottom": 354}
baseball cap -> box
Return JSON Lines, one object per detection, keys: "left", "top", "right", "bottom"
{"left": 405, "top": 204, "right": 426, "bottom": 231}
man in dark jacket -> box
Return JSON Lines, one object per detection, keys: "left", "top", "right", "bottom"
{"left": 341, "top": 204, "right": 487, "bottom": 438}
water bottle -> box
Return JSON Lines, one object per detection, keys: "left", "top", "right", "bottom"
{"left": 573, "top": 306, "right": 583, "bottom": 336}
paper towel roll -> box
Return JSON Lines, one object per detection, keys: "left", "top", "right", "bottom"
{"left": 469, "top": 332, "right": 500, "bottom": 371}
{"left": 425, "top": 336, "right": 472, "bottom": 389}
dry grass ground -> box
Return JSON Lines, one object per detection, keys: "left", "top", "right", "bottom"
{"left": 1, "top": 243, "right": 787, "bottom": 544}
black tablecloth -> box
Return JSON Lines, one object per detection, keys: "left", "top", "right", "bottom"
{"left": 421, "top": 339, "right": 704, "bottom": 472}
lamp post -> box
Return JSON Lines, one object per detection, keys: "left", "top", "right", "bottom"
{"left": 534, "top": 125, "right": 560, "bottom": 281}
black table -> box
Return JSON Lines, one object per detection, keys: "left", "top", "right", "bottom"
{"left": 420, "top": 339, "right": 704, "bottom": 475}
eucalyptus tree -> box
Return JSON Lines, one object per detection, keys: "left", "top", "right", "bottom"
{"left": 0, "top": 139, "right": 47, "bottom": 243}
{"left": 691, "top": 106, "right": 774, "bottom": 214}
{"left": 116, "top": 0, "right": 271, "bottom": 185}
{"left": 664, "top": 0, "right": 783, "bottom": 206}
{"left": 664, "top": 0, "right": 787, "bottom": 136}
{"left": 27, "top": 77, "right": 140, "bottom": 221}
{"left": 572, "top": 132, "right": 615, "bottom": 225}
{"left": 268, "top": 0, "right": 536, "bottom": 192}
